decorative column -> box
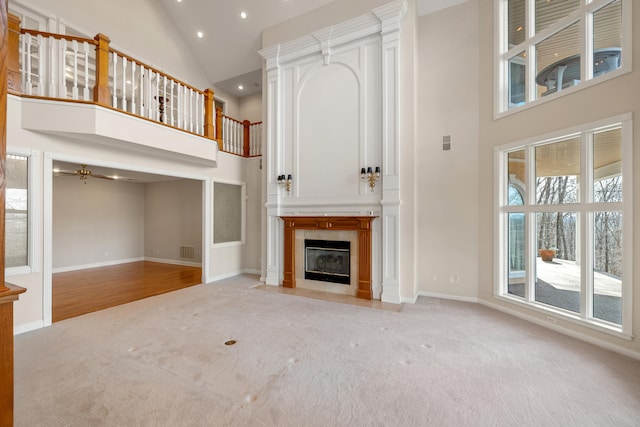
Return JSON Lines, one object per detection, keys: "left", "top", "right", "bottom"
{"left": 203, "top": 88, "right": 215, "bottom": 141}
{"left": 260, "top": 44, "right": 283, "bottom": 286}
{"left": 93, "top": 33, "right": 111, "bottom": 107}
{"left": 215, "top": 107, "right": 223, "bottom": 151}
{"left": 373, "top": 2, "right": 406, "bottom": 304}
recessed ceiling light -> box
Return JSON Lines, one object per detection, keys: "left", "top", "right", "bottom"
{"left": 240, "top": 11, "right": 247, "bottom": 20}
{"left": 238, "top": 85, "right": 244, "bottom": 90}
{"left": 53, "top": 168, "right": 60, "bottom": 173}
{"left": 177, "top": 0, "right": 182, "bottom": 2}
{"left": 197, "top": 31, "right": 204, "bottom": 38}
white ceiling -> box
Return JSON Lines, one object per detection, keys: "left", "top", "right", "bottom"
{"left": 156, "top": 0, "right": 466, "bottom": 98}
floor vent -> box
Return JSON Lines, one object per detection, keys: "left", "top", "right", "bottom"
{"left": 180, "top": 245, "right": 195, "bottom": 259}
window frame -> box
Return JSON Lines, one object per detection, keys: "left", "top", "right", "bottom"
{"left": 212, "top": 180, "right": 247, "bottom": 247}
{"left": 495, "top": 0, "right": 632, "bottom": 117}
{"left": 5, "top": 148, "right": 40, "bottom": 277}
{"left": 494, "top": 114, "right": 633, "bottom": 338}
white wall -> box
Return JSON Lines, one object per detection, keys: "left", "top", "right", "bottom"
{"left": 415, "top": 1, "right": 479, "bottom": 300}
{"left": 243, "top": 157, "right": 262, "bottom": 273}
{"left": 53, "top": 176, "right": 145, "bottom": 270}
{"left": 238, "top": 93, "right": 263, "bottom": 123}
{"left": 144, "top": 180, "right": 203, "bottom": 264}
{"left": 13, "top": 0, "right": 211, "bottom": 89}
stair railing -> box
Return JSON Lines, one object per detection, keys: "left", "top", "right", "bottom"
{"left": 8, "top": 14, "right": 261, "bottom": 157}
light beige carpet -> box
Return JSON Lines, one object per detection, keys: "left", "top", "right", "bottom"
{"left": 14, "top": 275, "right": 640, "bottom": 426}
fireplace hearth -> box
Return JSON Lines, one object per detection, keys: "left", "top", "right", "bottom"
{"left": 304, "top": 240, "right": 351, "bottom": 284}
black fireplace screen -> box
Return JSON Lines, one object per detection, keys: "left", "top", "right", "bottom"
{"left": 304, "top": 239, "right": 350, "bottom": 285}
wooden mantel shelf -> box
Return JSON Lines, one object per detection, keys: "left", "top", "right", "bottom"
{"left": 280, "top": 216, "right": 376, "bottom": 299}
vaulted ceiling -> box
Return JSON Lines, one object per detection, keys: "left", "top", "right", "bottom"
{"left": 156, "top": 0, "right": 467, "bottom": 98}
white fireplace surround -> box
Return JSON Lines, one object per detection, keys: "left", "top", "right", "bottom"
{"left": 260, "top": 1, "right": 406, "bottom": 303}
{"left": 296, "top": 230, "right": 359, "bottom": 296}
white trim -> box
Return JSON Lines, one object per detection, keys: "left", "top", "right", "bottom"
{"left": 5, "top": 148, "right": 41, "bottom": 275}
{"left": 52, "top": 258, "right": 146, "bottom": 274}
{"left": 495, "top": 112, "right": 632, "bottom": 152}
{"left": 205, "top": 270, "right": 247, "bottom": 284}
{"left": 479, "top": 299, "right": 639, "bottom": 361}
{"left": 494, "top": 114, "right": 632, "bottom": 335}
{"left": 495, "top": 0, "right": 632, "bottom": 117}
{"left": 212, "top": 179, "right": 247, "bottom": 247}
{"left": 412, "top": 291, "right": 479, "bottom": 304}
{"left": 43, "top": 154, "right": 53, "bottom": 327}
{"left": 14, "top": 320, "right": 45, "bottom": 336}
{"left": 144, "top": 257, "right": 202, "bottom": 268}
{"left": 43, "top": 152, "right": 211, "bottom": 327}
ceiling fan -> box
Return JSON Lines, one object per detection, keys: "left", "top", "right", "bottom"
{"left": 54, "top": 164, "right": 118, "bottom": 184}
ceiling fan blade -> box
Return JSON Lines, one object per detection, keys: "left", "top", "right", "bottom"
{"left": 92, "top": 174, "right": 116, "bottom": 180}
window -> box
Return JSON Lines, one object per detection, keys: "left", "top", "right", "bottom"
{"left": 213, "top": 182, "right": 245, "bottom": 245}
{"left": 5, "top": 154, "right": 29, "bottom": 270}
{"left": 498, "top": 0, "right": 629, "bottom": 113}
{"left": 496, "top": 115, "right": 632, "bottom": 336}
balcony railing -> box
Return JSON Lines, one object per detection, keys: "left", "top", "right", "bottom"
{"left": 7, "top": 14, "right": 261, "bottom": 158}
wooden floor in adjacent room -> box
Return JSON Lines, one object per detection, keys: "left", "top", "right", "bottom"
{"left": 53, "top": 261, "right": 202, "bottom": 322}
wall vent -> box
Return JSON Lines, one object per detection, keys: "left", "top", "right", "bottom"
{"left": 179, "top": 245, "right": 195, "bottom": 259}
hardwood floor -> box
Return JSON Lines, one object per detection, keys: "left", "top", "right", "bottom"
{"left": 53, "top": 261, "right": 202, "bottom": 322}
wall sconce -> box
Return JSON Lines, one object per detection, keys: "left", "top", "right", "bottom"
{"left": 277, "top": 174, "right": 292, "bottom": 194}
{"left": 360, "top": 166, "right": 380, "bottom": 191}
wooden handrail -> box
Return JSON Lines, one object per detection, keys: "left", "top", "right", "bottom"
{"left": 109, "top": 46, "right": 206, "bottom": 97}
{"left": 20, "top": 28, "right": 95, "bottom": 45}
{"left": 7, "top": 22, "right": 246, "bottom": 152}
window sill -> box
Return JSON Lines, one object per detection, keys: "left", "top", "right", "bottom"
{"left": 495, "top": 65, "right": 632, "bottom": 121}
{"left": 5, "top": 266, "right": 33, "bottom": 277}
{"left": 495, "top": 294, "right": 633, "bottom": 341}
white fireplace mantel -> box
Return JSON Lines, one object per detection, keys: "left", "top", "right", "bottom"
{"left": 260, "top": 1, "right": 406, "bottom": 304}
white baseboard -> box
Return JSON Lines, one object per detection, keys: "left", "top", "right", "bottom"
{"left": 14, "top": 320, "right": 45, "bottom": 335}
{"left": 479, "top": 299, "right": 640, "bottom": 362}
{"left": 52, "top": 257, "right": 202, "bottom": 273}
{"left": 144, "top": 257, "right": 201, "bottom": 267}
{"left": 52, "top": 257, "right": 145, "bottom": 273}
{"left": 242, "top": 268, "right": 261, "bottom": 276}
{"left": 406, "top": 291, "right": 479, "bottom": 304}
{"left": 205, "top": 270, "right": 245, "bottom": 283}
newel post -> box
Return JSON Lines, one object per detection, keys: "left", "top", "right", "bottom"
{"left": 203, "top": 88, "right": 215, "bottom": 141}
{"left": 243, "top": 120, "right": 251, "bottom": 157}
{"left": 7, "top": 13, "right": 20, "bottom": 92}
{"left": 215, "top": 107, "right": 223, "bottom": 151}
{"left": 93, "top": 33, "right": 111, "bottom": 107}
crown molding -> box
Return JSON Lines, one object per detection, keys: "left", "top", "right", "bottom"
{"left": 259, "top": 0, "right": 407, "bottom": 67}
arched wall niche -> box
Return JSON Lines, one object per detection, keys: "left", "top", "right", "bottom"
{"left": 296, "top": 62, "right": 361, "bottom": 198}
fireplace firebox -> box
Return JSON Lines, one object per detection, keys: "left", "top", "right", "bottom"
{"left": 304, "top": 239, "right": 351, "bottom": 285}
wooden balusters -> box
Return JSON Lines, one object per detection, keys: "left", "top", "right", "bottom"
{"left": 93, "top": 33, "right": 110, "bottom": 107}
